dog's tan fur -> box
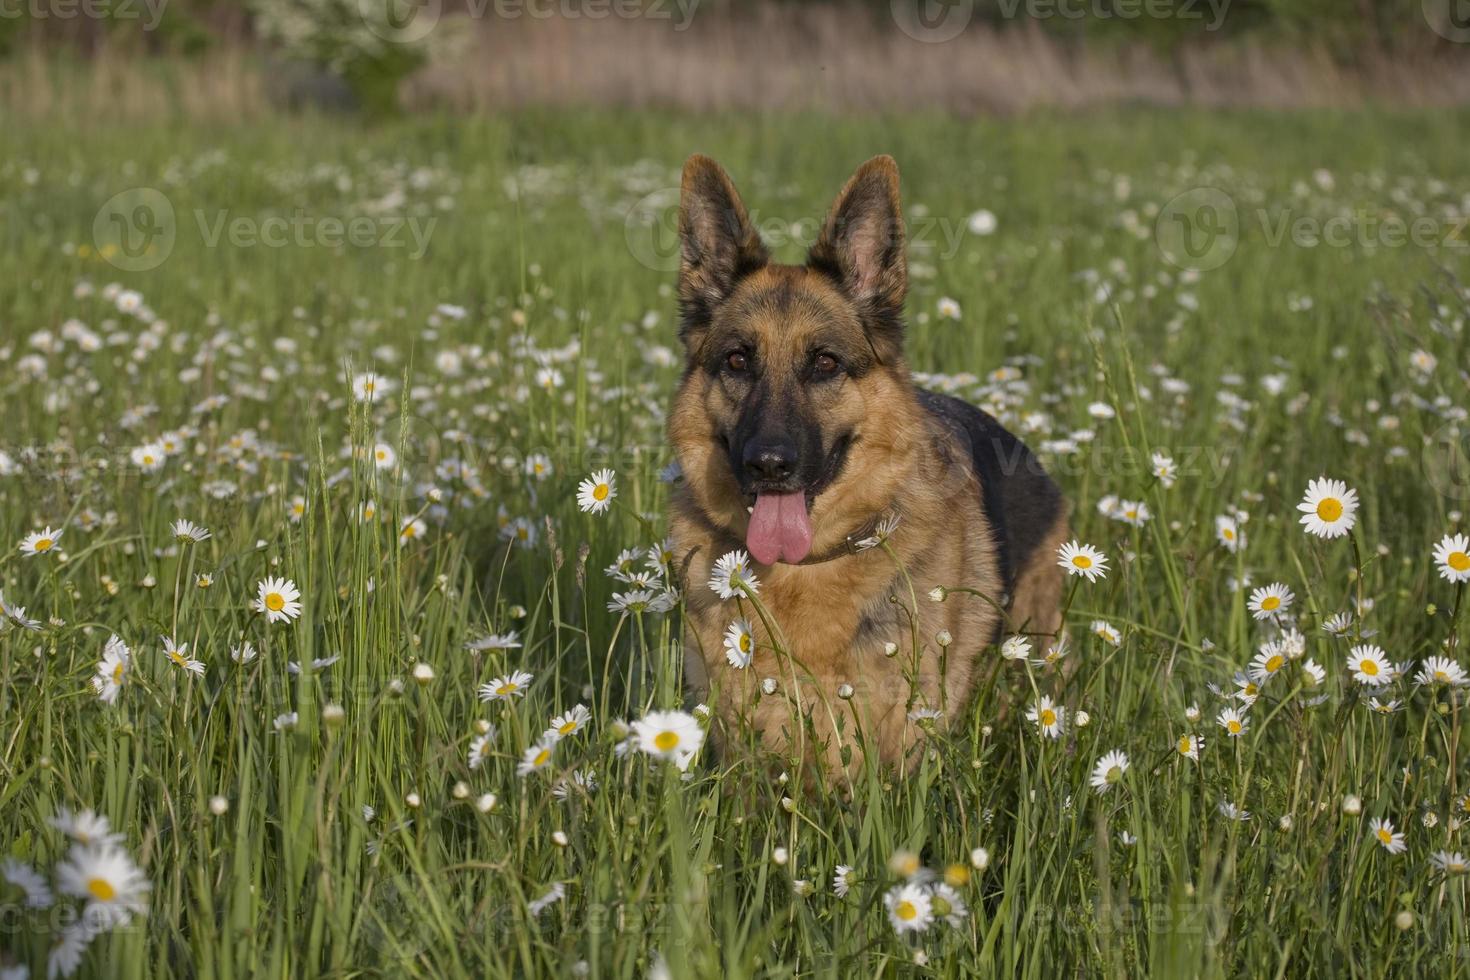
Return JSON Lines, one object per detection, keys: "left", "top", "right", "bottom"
{"left": 667, "top": 154, "right": 1067, "bottom": 779}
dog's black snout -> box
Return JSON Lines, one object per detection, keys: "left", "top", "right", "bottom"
{"left": 743, "top": 438, "right": 798, "bottom": 484}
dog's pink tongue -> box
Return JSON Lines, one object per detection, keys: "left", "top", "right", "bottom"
{"left": 746, "top": 492, "right": 814, "bottom": 565}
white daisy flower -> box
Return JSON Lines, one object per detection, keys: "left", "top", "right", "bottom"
{"left": 1248, "top": 642, "right": 1289, "bottom": 684}
{"left": 927, "top": 882, "right": 968, "bottom": 927}
{"left": 130, "top": 443, "right": 166, "bottom": 473}
{"left": 1431, "top": 850, "right": 1468, "bottom": 874}
{"left": 1297, "top": 477, "right": 1358, "bottom": 539}
{"left": 1432, "top": 533, "right": 1470, "bottom": 584}
{"left": 1369, "top": 817, "right": 1407, "bottom": 854}
{"left": 48, "top": 808, "right": 123, "bottom": 847}
{"left": 92, "top": 635, "right": 130, "bottom": 705}
{"left": 708, "top": 549, "right": 759, "bottom": 599}
{"left": 19, "top": 526, "right": 63, "bottom": 557}
{"left": 2, "top": 857, "right": 54, "bottom": 908}
{"left": 254, "top": 577, "right": 302, "bottom": 624}
{"left": 723, "top": 618, "right": 756, "bottom": 669}
{"left": 1089, "top": 749, "right": 1130, "bottom": 794}
{"left": 1215, "top": 515, "right": 1244, "bottom": 552}
{"left": 1175, "top": 733, "right": 1202, "bottom": 761}
{"left": 352, "top": 371, "right": 393, "bottom": 403}
{"left": 545, "top": 704, "right": 592, "bottom": 740}
{"left": 161, "top": 635, "right": 205, "bottom": 676}
{"left": 832, "top": 865, "right": 856, "bottom": 897}
{"left": 1025, "top": 696, "right": 1066, "bottom": 739}
{"left": 479, "top": 670, "right": 534, "bottom": 702}
{"left": 576, "top": 468, "right": 617, "bottom": 514}
{"left": 632, "top": 710, "right": 705, "bottom": 768}
{"left": 171, "top": 519, "right": 211, "bottom": 543}
{"left": 1001, "top": 635, "right": 1032, "bottom": 661}
{"left": 1414, "top": 656, "right": 1468, "bottom": 688}
{"left": 1347, "top": 644, "right": 1391, "bottom": 686}
{"left": 884, "top": 882, "right": 933, "bottom": 934}
{"left": 468, "top": 732, "right": 494, "bottom": 770}
{"left": 1057, "top": 540, "right": 1108, "bottom": 581}
{"left": 1247, "top": 583, "right": 1294, "bottom": 620}
{"left": 1217, "top": 706, "right": 1250, "bottom": 737}
{"left": 517, "top": 739, "right": 557, "bottom": 777}
{"left": 55, "top": 842, "right": 150, "bottom": 925}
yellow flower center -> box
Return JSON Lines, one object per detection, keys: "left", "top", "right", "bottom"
{"left": 87, "top": 877, "right": 117, "bottom": 901}
{"left": 1072, "top": 555, "right": 1092, "bottom": 569}
{"left": 895, "top": 900, "right": 918, "bottom": 921}
{"left": 1265, "top": 655, "right": 1284, "bottom": 673}
{"left": 265, "top": 593, "right": 285, "bottom": 612}
{"left": 1222, "top": 528, "right": 1235, "bottom": 540}
{"left": 1316, "top": 498, "right": 1343, "bottom": 522}
{"left": 739, "top": 634, "right": 752, "bottom": 652}
{"left": 1039, "top": 709, "right": 1056, "bottom": 728}
{"left": 559, "top": 721, "right": 577, "bottom": 735}
{"left": 1227, "top": 720, "right": 1242, "bottom": 734}
{"left": 1243, "top": 683, "right": 1259, "bottom": 697}
{"left": 533, "top": 749, "right": 551, "bottom": 767}
{"left": 169, "top": 651, "right": 186, "bottom": 667}
{"left": 113, "top": 663, "right": 126, "bottom": 684}
{"left": 1178, "top": 736, "right": 1192, "bottom": 754}
{"left": 654, "top": 730, "right": 680, "bottom": 752}
{"left": 1360, "top": 660, "right": 1379, "bottom": 676}
{"left": 593, "top": 484, "right": 609, "bottom": 501}
{"left": 1261, "top": 596, "right": 1280, "bottom": 611}
{"left": 1436, "top": 670, "right": 1451, "bottom": 682}
{"left": 496, "top": 683, "right": 517, "bottom": 696}
{"left": 1377, "top": 828, "right": 1393, "bottom": 845}
{"left": 34, "top": 538, "right": 53, "bottom": 552}
{"left": 1450, "top": 551, "right": 1470, "bottom": 572}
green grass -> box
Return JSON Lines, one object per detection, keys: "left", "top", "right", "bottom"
{"left": 2, "top": 105, "right": 1470, "bottom": 978}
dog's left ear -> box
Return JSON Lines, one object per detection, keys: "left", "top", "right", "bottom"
{"left": 807, "top": 156, "right": 907, "bottom": 347}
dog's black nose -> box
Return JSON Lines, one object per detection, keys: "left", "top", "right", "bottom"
{"left": 743, "top": 438, "right": 797, "bottom": 483}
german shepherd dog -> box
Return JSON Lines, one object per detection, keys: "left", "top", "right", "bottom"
{"left": 668, "top": 155, "right": 1068, "bottom": 778}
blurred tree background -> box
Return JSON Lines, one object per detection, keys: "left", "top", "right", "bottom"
{"left": 0, "top": 0, "right": 1464, "bottom": 114}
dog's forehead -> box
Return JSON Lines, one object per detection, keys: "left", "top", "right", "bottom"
{"left": 717, "top": 266, "right": 858, "bottom": 346}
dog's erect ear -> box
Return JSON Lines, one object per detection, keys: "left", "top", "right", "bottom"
{"left": 807, "top": 156, "right": 907, "bottom": 353}
{"left": 677, "top": 155, "right": 769, "bottom": 344}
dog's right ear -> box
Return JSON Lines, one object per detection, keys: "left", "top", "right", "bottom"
{"left": 677, "top": 155, "right": 768, "bottom": 344}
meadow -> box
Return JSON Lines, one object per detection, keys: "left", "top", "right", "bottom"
{"left": 2, "top": 105, "right": 1470, "bottom": 977}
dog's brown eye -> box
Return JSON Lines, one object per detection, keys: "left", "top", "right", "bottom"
{"left": 814, "top": 353, "right": 839, "bottom": 375}
{"left": 727, "top": 351, "right": 748, "bottom": 372}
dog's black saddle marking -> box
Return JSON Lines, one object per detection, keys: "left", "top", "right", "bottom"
{"left": 917, "top": 388, "right": 1064, "bottom": 593}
